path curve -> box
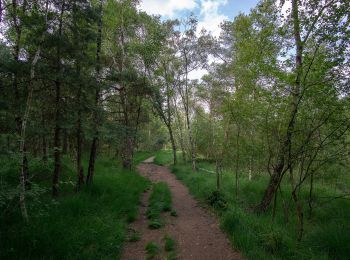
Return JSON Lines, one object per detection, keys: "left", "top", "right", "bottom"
{"left": 122, "top": 158, "right": 242, "bottom": 260}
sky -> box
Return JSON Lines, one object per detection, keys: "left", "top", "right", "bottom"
{"left": 138, "top": 0, "right": 260, "bottom": 79}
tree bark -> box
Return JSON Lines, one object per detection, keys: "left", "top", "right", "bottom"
{"left": 166, "top": 80, "right": 177, "bottom": 165}
{"left": 173, "top": 97, "right": 186, "bottom": 162}
{"left": 87, "top": 0, "right": 103, "bottom": 185}
{"left": 17, "top": 0, "right": 49, "bottom": 219}
{"left": 169, "top": 125, "right": 177, "bottom": 165}
{"left": 256, "top": 0, "right": 303, "bottom": 213}
{"left": 73, "top": 1, "right": 84, "bottom": 191}
{"left": 308, "top": 171, "right": 314, "bottom": 219}
{"left": 290, "top": 167, "right": 304, "bottom": 241}
{"left": 11, "top": 0, "right": 28, "bottom": 220}
{"left": 62, "top": 129, "right": 68, "bottom": 154}
{"left": 52, "top": 1, "right": 65, "bottom": 198}
{"left": 216, "top": 159, "right": 221, "bottom": 191}
{"left": 42, "top": 135, "right": 48, "bottom": 162}
{"left": 235, "top": 126, "right": 240, "bottom": 196}
{"left": 75, "top": 81, "right": 84, "bottom": 190}
{"left": 183, "top": 52, "right": 196, "bottom": 170}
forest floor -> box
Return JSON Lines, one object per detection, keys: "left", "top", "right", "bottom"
{"left": 121, "top": 157, "right": 242, "bottom": 260}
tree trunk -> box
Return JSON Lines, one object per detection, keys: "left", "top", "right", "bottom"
{"left": 174, "top": 99, "right": 186, "bottom": 162}
{"left": 52, "top": 80, "right": 62, "bottom": 197}
{"left": 122, "top": 135, "right": 133, "bottom": 169}
{"left": 216, "top": 159, "right": 221, "bottom": 191}
{"left": 73, "top": 0, "right": 85, "bottom": 190}
{"left": 87, "top": 0, "right": 103, "bottom": 185}
{"left": 87, "top": 137, "right": 97, "bottom": 184}
{"left": 23, "top": 148, "right": 31, "bottom": 190}
{"left": 52, "top": 1, "right": 65, "bottom": 198}
{"left": 184, "top": 52, "right": 196, "bottom": 170}
{"left": 249, "top": 157, "right": 253, "bottom": 181}
{"left": 256, "top": 0, "right": 303, "bottom": 213}
{"left": 235, "top": 126, "right": 240, "bottom": 196}
{"left": 75, "top": 83, "right": 84, "bottom": 191}
{"left": 188, "top": 119, "right": 196, "bottom": 170}
{"left": 290, "top": 167, "right": 304, "bottom": 241}
{"left": 62, "top": 129, "right": 68, "bottom": 154}
{"left": 40, "top": 111, "right": 48, "bottom": 161}
{"left": 272, "top": 187, "right": 278, "bottom": 222}
{"left": 42, "top": 135, "right": 48, "bottom": 162}
{"left": 17, "top": 0, "right": 49, "bottom": 219}
{"left": 308, "top": 171, "right": 314, "bottom": 219}
{"left": 168, "top": 124, "right": 177, "bottom": 165}
{"left": 166, "top": 81, "right": 176, "bottom": 165}
{"left": 11, "top": 0, "right": 27, "bottom": 220}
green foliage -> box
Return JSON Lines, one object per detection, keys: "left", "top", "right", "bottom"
{"left": 145, "top": 242, "right": 160, "bottom": 259}
{"left": 1, "top": 0, "right": 350, "bottom": 259}
{"left": 305, "top": 212, "right": 350, "bottom": 259}
{"left": 170, "top": 210, "right": 178, "bottom": 217}
{"left": 147, "top": 182, "right": 172, "bottom": 216}
{"left": 206, "top": 190, "right": 227, "bottom": 211}
{"left": 163, "top": 235, "right": 176, "bottom": 252}
{"left": 166, "top": 251, "right": 177, "bottom": 260}
{"left": 148, "top": 219, "right": 163, "bottom": 229}
{"left": 153, "top": 150, "right": 174, "bottom": 165}
{"left": 128, "top": 229, "right": 141, "bottom": 242}
{"left": 157, "top": 151, "right": 350, "bottom": 260}
{"left": 0, "top": 156, "right": 149, "bottom": 259}
{"left": 146, "top": 182, "right": 172, "bottom": 230}
{"left": 138, "top": 117, "right": 168, "bottom": 152}
{"left": 133, "top": 151, "right": 154, "bottom": 165}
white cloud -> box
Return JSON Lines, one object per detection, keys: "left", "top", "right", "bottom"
{"left": 188, "top": 55, "right": 221, "bottom": 80}
{"left": 139, "top": 0, "right": 228, "bottom": 38}
{"left": 139, "top": 0, "right": 197, "bottom": 17}
{"left": 197, "top": 0, "right": 228, "bottom": 37}
{"left": 188, "top": 67, "right": 207, "bottom": 80}
{"left": 276, "top": 0, "right": 292, "bottom": 21}
{"left": 139, "top": 0, "right": 228, "bottom": 80}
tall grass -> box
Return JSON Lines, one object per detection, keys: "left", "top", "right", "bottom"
{"left": 0, "top": 153, "right": 150, "bottom": 259}
{"left": 155, "top": 150, "right": 350, "bottom": 260}
{"left": 146, "top": 182, "right": 172, "bottom": 229}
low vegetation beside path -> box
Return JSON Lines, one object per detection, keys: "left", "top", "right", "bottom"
{"left": 147, "top": 182, "right": 172, "bottom": 229}
{"left": 0, "top": 152, "right": 151, "bottom": 259}
{"left": 154, "top": 150, "right": 350, "bottom": 260}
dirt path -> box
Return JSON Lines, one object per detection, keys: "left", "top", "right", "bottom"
{"left": 121, "top": 158, "right": 242, "bottom": 260}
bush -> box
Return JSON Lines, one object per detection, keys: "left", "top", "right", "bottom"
{"left": 206, "top": 190, "right": 227, "bottom": 211}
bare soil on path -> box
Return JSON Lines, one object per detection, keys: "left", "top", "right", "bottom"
{"left": 121, "top": 158, "right": 242, "bottom": 260}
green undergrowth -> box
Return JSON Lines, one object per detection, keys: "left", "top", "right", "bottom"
{"left": 164, "top": 235, "right": 176, "bottom": 252}
{"left": 133, "top": 151, "right": 154, "bottom": 165}
{"left": 145, "top": 235, "right": 177, "bottom": 260}
{"left": 154, "top": 150, "right": 350, "bottom": 260}
{"left": 0, "top": 152, "right": 150, "bottom": 259}
{"left": 153, "top": 150, "right": 177, "bottom": 166}
{"left": 147, "top": 182, "right": 172, "bottom": 229}
{"left": 145, "top": 241, "right": 160, "bottom": 259}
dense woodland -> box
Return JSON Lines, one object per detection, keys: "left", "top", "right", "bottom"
{"left": 0, "top": 0, "right": 350, "bottom": 259}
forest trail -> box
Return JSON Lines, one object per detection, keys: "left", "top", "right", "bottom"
{"left": 121, "top": 158, "right": 242, "bottom": 260}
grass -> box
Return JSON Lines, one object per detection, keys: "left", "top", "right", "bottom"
{"left": 145, "top": 241, "right": 160, "bottom": 259}
{"left": 128, "top": 229, "right": 141, "bottom": 242}
{"left": 163, "top": 235, "right": 176, "bottom": 252}
{"left": 146, "top": 182, "right": 172, "bottom": 229}
{"left": 170, "top": 209, "right": 178, "bottom": 217}
{"left": 0, "top": 152, "right": 150, "bottom": 259}
{"left": 133, "top": 151, "right": 154, "bottom": 165}
{"left": 153, "top": 150, "right": 177, "bottom": 166}
{"left": 166, "top": 251, "right": 177, "bottom": 260}
{"left": 154, "top": 150, "right": 350, "bottom": 260}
